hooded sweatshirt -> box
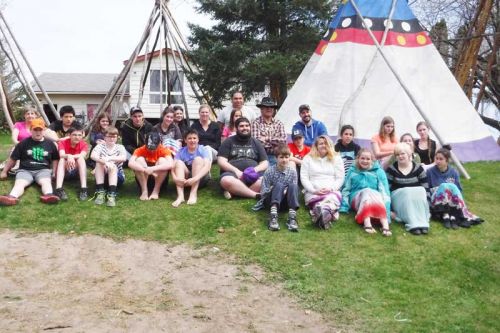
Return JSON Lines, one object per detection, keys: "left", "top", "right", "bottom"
{"left": 120, "top": 118, "right": 153, "bottom": 154}
{"left": 291, "top": 119, "right": 328, "bottom": 147}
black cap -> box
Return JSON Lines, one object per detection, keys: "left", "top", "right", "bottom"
{"left": 130, "top": 106, "right": 143, "bottom": 116}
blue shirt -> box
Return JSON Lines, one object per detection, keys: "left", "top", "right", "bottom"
{"left": 175, "top": 145, "right": 210, "bottom": 165}
{"left": 291, "top": 119, "right": 328, "bottom": 147}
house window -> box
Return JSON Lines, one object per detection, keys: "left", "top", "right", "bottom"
{"left": 149, "top": 70, "right": 184, "bottom": 104}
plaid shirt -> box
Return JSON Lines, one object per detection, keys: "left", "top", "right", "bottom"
{"left": 260, "top": 164, "right": 298, "bottom": 195}
{"left": 251, "top": 116, "right": 286, "bottom": 154}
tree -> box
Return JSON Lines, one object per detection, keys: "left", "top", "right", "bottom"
{"left": 0, "top": 50, "right": 28, "bottom": 130}
{"left": 188, "top": 0, "right": 336, "bottom": 108}
{"left": 411, "top": 0, "right": 499, "bottom": 131}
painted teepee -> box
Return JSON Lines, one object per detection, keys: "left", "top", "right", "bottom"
{"left": 277, "top": 0, "right": 500, "bottom": 162}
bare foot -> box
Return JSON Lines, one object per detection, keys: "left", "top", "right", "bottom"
{"left": 139, "top": 192, "right": 149, "bottom": 201}
{"left": 187, "top": 196, "right": 197, "bottom": 205}
{"left": 149, "top": 192, "right": 159, "bottom": 200}
{"left": 172, "top": 198, "right": 185, "bottom": 207}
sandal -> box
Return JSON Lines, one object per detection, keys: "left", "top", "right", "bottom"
{"left": 363, "top": 226, "right": 376, "bottom": 234}
{"left": 382, "top": 228, "right": 392, "bottom": 237}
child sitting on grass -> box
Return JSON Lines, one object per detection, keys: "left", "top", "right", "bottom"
{"left": 54, "top": 124, "right": 88, "bottom": 201}
{"left": 254, "top": 144, "right": 300, "bottom": 232}
{"left": 90, "top": 126, "right": 127, "bottom": 207}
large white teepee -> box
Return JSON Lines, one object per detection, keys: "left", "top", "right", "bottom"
{"left": 277, "top": 0, "right": 500, "bottom": 162}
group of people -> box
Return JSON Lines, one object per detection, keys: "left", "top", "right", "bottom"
{"left": 0, "top": 97, "right": 483, "bottom": 236}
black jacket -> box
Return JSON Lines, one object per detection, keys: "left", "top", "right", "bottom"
{"left": 120, "top": 118, "right": 153, "bottom": 154}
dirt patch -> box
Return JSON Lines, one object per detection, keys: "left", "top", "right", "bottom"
{"left": 0, "top": 231, "right": 339, "bottom": 332}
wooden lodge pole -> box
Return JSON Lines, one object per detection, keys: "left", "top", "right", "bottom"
{"left": 0, "top": 10, "right": 59, "bottom": 120}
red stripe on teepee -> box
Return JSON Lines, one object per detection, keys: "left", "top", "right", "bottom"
{"left": 329, "top": 28, "right": 432, "bottom": 48}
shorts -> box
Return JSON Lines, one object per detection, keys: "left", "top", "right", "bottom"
{"left": 16, "top": 169, "right": 52, "bottom": 184}
{"left": 186, "top": 165, "right": 210, "bottom": 188}
{"left": 220, "top": 170, "right": 262, "bottom": 186}
{"left": 64, "top": 168, "right": 79, "bottom": 180}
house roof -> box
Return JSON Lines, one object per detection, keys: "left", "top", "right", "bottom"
{"left": 123, "top": 47, "right": 183, "bottom": 65}
{"left": 33, "top": 73, "right": 126, "bottom": 94}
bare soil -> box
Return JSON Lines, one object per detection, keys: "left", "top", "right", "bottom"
{"left": 0, "top": 231, "right": 340, "bottom": 332}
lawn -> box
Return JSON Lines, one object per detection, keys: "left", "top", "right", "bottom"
{"left": 0, "top": 133, "right": 498, "bottom": 332}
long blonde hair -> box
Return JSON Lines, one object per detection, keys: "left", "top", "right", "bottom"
{"left": 309, "top": 135, "right": 337, "bottom": 161}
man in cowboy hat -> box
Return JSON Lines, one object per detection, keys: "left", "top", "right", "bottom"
{"left": 291, "top": 104, "right": 328, "bottom": 147}
{"left": 251, "top": 97, "right": 286, "bottom": 166}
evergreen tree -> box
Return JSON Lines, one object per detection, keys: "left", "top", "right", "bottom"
{"left": 188, "top": 0, "right": 336, "bottom": 107}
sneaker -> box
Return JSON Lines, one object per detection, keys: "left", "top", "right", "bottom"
{"left": 459, "top": 220, "right": 471, "bottom": 228}
{"left": 286, "top": 217, "right": 299, "bottom": 232}
{"left": 409, "top": 228, "right": 422, "bottom": 235}
{"left": 443, "top": 217, "right": 451, "bottom": 229}
{"left": 106, "top": 193, "right": 116, "bottom": 207}
{"left": 79, "top": 188, "right": 88, "bottom": 201}
{"left": 40, "top": 194, "right": 60, "bottom": 204}
{"left": 55, "top": 188, "right": 68, "bottom": 201}
{"left": 268, "top": 215, "right": 280, "bottom": 231}
{"left": 420, "top": 228, "right": 429, "bottom": 235}
{"left": 94, "top": 191, "right": 106, "bottom": 205}
{"left": 0, "top": 195, "right": 19, "bottom": 206}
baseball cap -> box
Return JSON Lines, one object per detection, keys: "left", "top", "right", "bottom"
{"left": 130, "top": 106, "right": 143, "bottom": 116}
{"left": 30, "top": 118, "right": 46, "bottom": 130}
{"left": 299, "top": 104, "right": 310, "bottom": 112}
{"left": 292, "top": 129, "right": 304, "bottom": 139}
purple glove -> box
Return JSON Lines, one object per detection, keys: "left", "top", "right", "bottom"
{"left": 242, "top": 167, "right": 260, "bottom": 184}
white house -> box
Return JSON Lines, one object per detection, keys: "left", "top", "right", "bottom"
{"left": 34, "top": 48, "right": 263, "bottom": 124}
{"left": 33, "top": 72, "right": 128, "bottom": 123}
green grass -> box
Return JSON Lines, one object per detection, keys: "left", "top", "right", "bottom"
{"left": 0, "top": 134, "right": 498, "bottom": 332}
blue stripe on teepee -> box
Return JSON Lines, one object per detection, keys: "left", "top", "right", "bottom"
{"left": 329, "top": 0, "right": 417, "bottom": 29}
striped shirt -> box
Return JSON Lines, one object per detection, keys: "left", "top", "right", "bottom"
{"left": 92, "top": 143, "right": 127, "bottom": 171}
{"left": 386, "top": 162, "right": 429, "bottom": 198}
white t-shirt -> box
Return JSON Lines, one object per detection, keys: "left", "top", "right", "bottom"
{"left": 217, "top": 105, "right": 259, "bottom": 126}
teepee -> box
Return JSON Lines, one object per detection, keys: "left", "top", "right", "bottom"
{"left": 277, "top": 0, "right": 500, "bottom": 164}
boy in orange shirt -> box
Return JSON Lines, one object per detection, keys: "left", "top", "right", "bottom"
{"left": 128, "top": 131, "right": 173, "bottom": 200}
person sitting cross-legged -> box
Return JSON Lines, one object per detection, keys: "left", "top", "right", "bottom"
{"left": 0, "top": 118, "right": 60, "bottom": 205}
{"left": 54, "top": 124, "right": 88, "bottom": 201}
{"left": 171, "top": 129, "right": 212, "bottom": 207}
{"left": 218, "top": 117, "right": 268, "bottom": 199}
{"left": 90, "top": 126, "right": 127, "bottom": 207}
{"left": 128, "top": 131, "right": 174, "bottom": 201}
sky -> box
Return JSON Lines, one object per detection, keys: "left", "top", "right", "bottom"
{"left": 1, "top": 0, "right": 213, "bottom": 74}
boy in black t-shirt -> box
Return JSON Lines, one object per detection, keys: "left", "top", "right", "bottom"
{"left": 0, "top": 119, "right": 60, "bottom": 205}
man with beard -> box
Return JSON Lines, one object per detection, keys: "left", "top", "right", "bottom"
{"left": 251, "top": 97, "right": 286, "bottom": 166}
{"left": 217, "top": 117, "right": 268, "bottom": 200}
{"left": 291, "top": 104, "right": 328, "bottom": 147}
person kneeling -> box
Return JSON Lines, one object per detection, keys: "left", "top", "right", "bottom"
{"left": 90, "top": 126, "right": 127, "bottom": 207}
{"left": 0, "top": 119, "right": 60, "bottom": 205}
{"left": 254, "top": 144, "right": 300, "bottom": 232}
{"left": 171, "top": 129, "right": 212, "bottom": 207}
{"left": 54, "top": 124, "right": 88, "bottom": 201}
{"left": 128, "top": 132, "right": 173, "bottom": 200}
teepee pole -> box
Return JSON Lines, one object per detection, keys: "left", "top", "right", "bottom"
{"left": 0, "top": 75, "right": 14, "bottom": 130}
{"left": 349, "top": 0, "right": 471, "bottom": 179}
{"left": 160, "top": 4, "right": 190, "bottom": 121}
{"left": 0, "top": 10, "right": 59, "bottom": 120}
{"left": 84, "top": 5, "right": 159, "bottom": 132}
{"left": 0, "top": 27, "right": 50, "bottom": 124}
